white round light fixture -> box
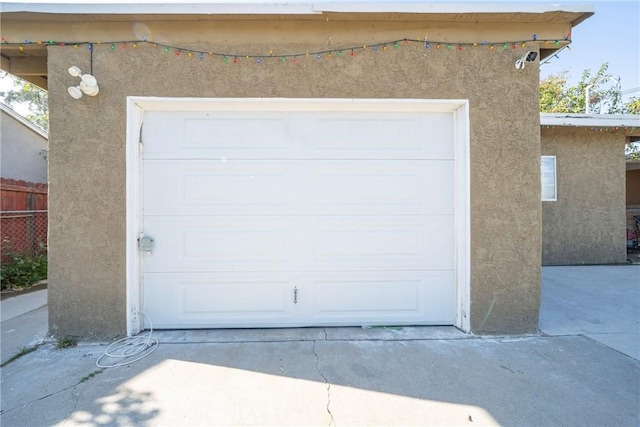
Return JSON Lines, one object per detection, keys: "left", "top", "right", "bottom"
{"left": 67, "top": 86, "right": 83, "bottom": 99}
{"left": 68, "top": 66, "right": 82, "bottom": 77}
{"left": 80, "top": 80, "right": 99, "bottom": 96}
{"left": 67, "top": 65, "right": 100, "bottom": 99}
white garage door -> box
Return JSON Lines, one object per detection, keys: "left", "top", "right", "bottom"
{"left": 140, "top": 103, "right": 456, "bottom": 329}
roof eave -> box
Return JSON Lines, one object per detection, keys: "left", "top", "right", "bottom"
{"left": 0, "top": 1, "right": 595, "bottom": 17}
{"left": 540, "top": 113, "right": 640, "bottom": 129}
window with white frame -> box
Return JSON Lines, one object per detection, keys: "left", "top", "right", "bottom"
{"left": 541, "top": 156, "right": 557, "bottom": 201}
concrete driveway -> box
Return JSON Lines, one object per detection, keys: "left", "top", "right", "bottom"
{"left": 1, "top": 266, "right": 638, "bottom": 426}
{"left": 540, "top": 265, "right": 640, "bottom": 360}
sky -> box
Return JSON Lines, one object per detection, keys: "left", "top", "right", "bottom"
{"left": 1, "top": 0, "right": 640, "bottom": 108}
{"left": 540, "top": 0, "right": 640, "bottom": 102}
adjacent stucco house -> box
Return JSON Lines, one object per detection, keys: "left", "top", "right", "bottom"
{"left": 627, "top": 160, "right": 640, "bottom": 248}
{"left": 540, "top": 113, "right": 640, "bottom": 265}
{"left": 0, "top": 2, "right": 594, "bottom": 339}
{"left": 0, "top": 102, "right": 48, "bottom": 184}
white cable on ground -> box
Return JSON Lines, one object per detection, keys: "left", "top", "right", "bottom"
{"left": 96, "top": 312, "right": 159, "bottom": 368}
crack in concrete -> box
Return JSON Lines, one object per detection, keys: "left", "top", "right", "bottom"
{"left": 1, "top": 382, "right": 77, "bottom": 416}
{"left": 313, "top": 329, "right": 335, "bottom": 427}
{"left": 1, "top": 369, "right": 100, "bottom": 416}
{"left": 61, "top": 386, "right": 81, "bottom": 427}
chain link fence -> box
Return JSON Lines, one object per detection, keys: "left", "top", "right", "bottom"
{"left": 1, "top": 210, "right": 48, "bottom": 262}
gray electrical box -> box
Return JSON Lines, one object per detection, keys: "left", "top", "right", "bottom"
{"left": 138, "top": 235, "right": 154, "bottom": 252}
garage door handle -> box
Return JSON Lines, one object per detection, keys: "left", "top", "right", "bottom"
{"left": 293, "top": 287, "right": 298, "bottom": 304}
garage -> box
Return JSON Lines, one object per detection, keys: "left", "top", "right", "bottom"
{"left": 127, "top": 98, "right": 469, "bottom": 330}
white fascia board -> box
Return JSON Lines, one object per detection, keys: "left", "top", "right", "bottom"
{"left": 0, "top": 1, "right": 594, "bottom": 15}
{"left": 0, "top": 2, "right": 319, "bottom": 15}
{"left": 540, "top": 113, "right": 640, "bottom": 128}
{"left": 316, "top": 2, "right": 594, "bottom": 14}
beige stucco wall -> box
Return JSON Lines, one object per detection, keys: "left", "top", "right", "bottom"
{"left": 44, "top": 19, "right": 542, "bottom": 338}
{"left": 541, "top": 127, "right": 627, "bottom": 265}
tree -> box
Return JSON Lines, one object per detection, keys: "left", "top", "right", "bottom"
{"left": 540, "top": 63, "right": 639, "bottom": 159}
{"left": 0, "top": 72, "right": 49, "bottom": 132}
{"left": 625, "top": 97, "right": 640, "bottom": 115}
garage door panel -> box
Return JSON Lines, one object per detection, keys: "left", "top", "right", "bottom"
{"left": 144, "top": 273, "right": 298, "bottom": 328}
{"left": 143, "top": 111, "right": 293, "bottom": 156}
{"left": 309, "top": 216, "right": 454, "bottom": 270}
{"left": 307, "top": 270, "right": 455, "bottom": 325}
{"left": 143, "top": 111, "right": 453, "bottom": 160}
{"left": 308, "top": 161, "right": 453, "bottom": 215}
{"left": 144, "top": 216, "right": 452, "bottom": 272}
{"left": 184, "top": 117, "right": 291, "bottom": 150}
{"left": 304, "top": 113, "right": 452, "bottom": 156}
{"left": 144, "top": 160, "right": 452, "bottom": 216}
{"left": 144, "top": 160, "right": 295, "bottom": 215}
{"left": 143, "top": 217, "right": 296, "bottom": 273}
{"left": 144, "top": 271, "right": 454, "bottom": 328}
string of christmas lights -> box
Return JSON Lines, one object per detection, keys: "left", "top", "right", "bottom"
{"left": 1, "top": 34, "right": 571, "bottom": 64}
{"left": 542, "top": 125, "right": 637, "bottom": 133}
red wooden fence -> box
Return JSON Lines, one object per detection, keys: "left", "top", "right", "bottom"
{"left": 1, "top": 178, "right": 48, "bottom": 261}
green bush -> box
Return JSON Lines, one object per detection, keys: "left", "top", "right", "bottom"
{"left": 0, "top": 252, "right": 47, "bottom": 291}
